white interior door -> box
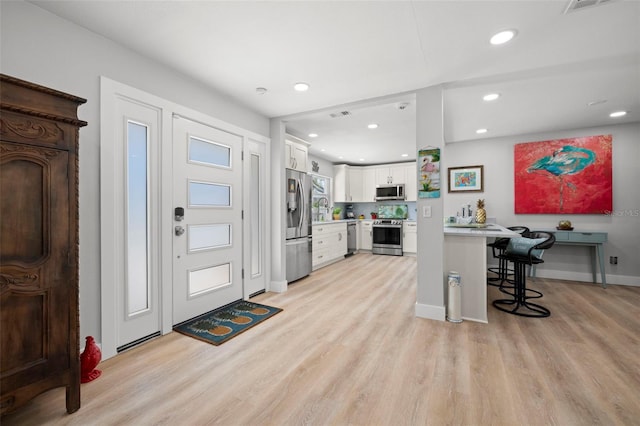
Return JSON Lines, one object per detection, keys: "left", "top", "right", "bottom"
{"left": 172, "top": 115, "right": 243, "bottom": 325}
{"left": 243, "top": 138, "right": 267, "bottom": 298}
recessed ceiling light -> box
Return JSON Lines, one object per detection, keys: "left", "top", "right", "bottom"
{"left": 338, "top": 156, "right": 344, "bottom": 159}
{"left": 609, "top": 111, "right": 627, "bottom": 118}
{"left": 490, "top": 30, "right": 517, "bottom": 45}
{"left": 293, "top": 82, "right": 310, "bottom": 92}
{"left": 320, "top": 148, "right": 325, "bottom": 152}
{"left": 308, "top": 133, "right": 318, "bottom": 138}
{"left": 368, "top": 123, "right": 378, "bottom": 129}
{"left": 359, "top": 158, "right": 365, "bottom": 162}
{"left": 255, "top": 87, "right": 267, "bottom": 95}
{"left": 476, "top": 128, "right": 488, "bottom": 134}
{"left": 401, "top": 154, "right": 409, "bottom": 157}
{"left": 483, "top": 93, "right": 500, "bottom": 101}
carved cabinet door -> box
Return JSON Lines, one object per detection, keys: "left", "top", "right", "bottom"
{"left": 0, "top": 142, "right": 73, "bottom": 411}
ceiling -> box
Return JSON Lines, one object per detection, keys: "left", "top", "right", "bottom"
{"left": 31, "top": 0, "right": 640, "bottom": 165}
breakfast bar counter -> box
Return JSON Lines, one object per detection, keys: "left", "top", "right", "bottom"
{"left": 444, "top": 224, "right": 520, "bottom": 323}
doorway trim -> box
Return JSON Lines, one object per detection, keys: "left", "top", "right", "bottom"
{"left": 100, "top": 77, "right": 270, "bottom": 359}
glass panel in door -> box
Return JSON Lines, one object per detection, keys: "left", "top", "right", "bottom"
{"left": 126, "top": 121, "right": 150, "bottom": 315}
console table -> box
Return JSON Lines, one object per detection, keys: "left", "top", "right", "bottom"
{"left": 531, "top": 230, "right": 608, "bottom": 288}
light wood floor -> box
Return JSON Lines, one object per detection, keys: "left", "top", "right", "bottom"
{"left": 4, "top": 253, "right": 640, "bottom": 425}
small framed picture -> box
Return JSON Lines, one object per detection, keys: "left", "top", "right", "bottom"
{"left": 448, "top": 165, "right": 484, "bottom": 193}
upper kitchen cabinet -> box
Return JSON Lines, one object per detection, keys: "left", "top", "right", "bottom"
{"left": 335, "top": 165, "right": 369, "bottom": 202}
{"left": 362, "top": 167, "right": 377, "bottom": 202}
{"left": 404, "top": 162, "right": 417, "bottom": 202}
{"left": 285, "top": 135, "right": 309, "bottom": 172}
{"left": 375, "top": 164, "right": 407, "bottom": 186}
{"left": 333, "top": 164, "right": 350, "bottom": 202}
{"left": 334, "top": 162, "right": 416, "bottom": 202}
{"left": 348, "top": 167, "right": 364, "bottom": 202}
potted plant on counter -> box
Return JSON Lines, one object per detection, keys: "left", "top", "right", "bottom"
{"left": 332, "top": 207, "right": 342, "bottom": 220}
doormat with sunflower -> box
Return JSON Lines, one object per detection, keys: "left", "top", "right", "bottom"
{"left": 174, "top": 300, "right": 282, "bottom": 346}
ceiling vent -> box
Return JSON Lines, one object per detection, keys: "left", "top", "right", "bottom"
{"left": 564, "top": 0, "right": 616, "bottom": 13}
{"left": 329, "top": 111, "right": 351, "bottom": 118}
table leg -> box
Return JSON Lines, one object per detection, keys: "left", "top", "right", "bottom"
{"left": 591, "top": 245, "right": 597, "bottom": 284}
{"left": 596, "top": 243, "right": 607, "bottom": 288}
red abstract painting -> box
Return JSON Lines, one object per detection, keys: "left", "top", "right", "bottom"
{"left": 514, "top": 135, "right": 612, "bottom": 214}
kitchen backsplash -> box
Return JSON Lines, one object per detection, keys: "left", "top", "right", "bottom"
{"left": 336, "top": 201, "right": 417, "bottom": 220}
{"left": 378, "top": 204, "right": 408, "bottom": 219}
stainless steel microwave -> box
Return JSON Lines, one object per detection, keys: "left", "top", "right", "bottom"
{"left": 375, "top": 184, "right": 405, "bottom": 201}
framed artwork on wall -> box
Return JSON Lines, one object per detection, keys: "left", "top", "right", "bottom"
{"left": 418, "top": 147, "right": 441, "bottom": 198}
{"left": 448, "top": 165, "right": 484, "bottom": 193}
{"left": 514, "top": 134, "right": 612, "bottom": 214}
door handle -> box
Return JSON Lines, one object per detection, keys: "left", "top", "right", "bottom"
{"left": 175, "top": 226, "right": 185, "bottom": 236}
{"left": 297, "top": 178, "right": 305, "bottom": 234}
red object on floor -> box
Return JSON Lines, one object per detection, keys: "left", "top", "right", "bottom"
{"left": 80, "top": 336, "right": 102, "bottom": 383}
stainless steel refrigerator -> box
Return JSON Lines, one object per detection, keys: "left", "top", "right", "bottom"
{"left": 286, "top": 169, "right": 312, "bottom": 283}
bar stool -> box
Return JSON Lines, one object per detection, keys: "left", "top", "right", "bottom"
{"left": 492, "top": 231, "right": 555, "bottom": 318}
{"left": 487, "top": 226, "right": 529, "bottom": 288}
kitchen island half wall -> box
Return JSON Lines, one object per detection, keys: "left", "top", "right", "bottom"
{"left": 444, "top": 224, "right": 519, "bottom": 323}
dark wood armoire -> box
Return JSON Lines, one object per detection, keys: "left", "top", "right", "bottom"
{"left": 0, "top": 74, "right": 87, "bottom": 415}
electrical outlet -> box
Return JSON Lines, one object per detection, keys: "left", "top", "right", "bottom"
{"left": 609, "top": 256, "right": 618, "bottom": 265}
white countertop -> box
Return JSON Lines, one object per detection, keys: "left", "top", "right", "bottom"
{"left": 444, "top": 223, "right": 519, "bottom": 238}
{"left": 312, "top": 219, "right": 356, "bottom": 225}
{"left": 312, "top": 218, "right": 415, "bottom": 225}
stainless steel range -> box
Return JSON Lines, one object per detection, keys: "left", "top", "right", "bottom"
{"left": 372, "top": 219, "right": 403, "bottom": 256}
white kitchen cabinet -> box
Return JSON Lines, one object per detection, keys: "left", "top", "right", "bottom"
{"left": 348, "top": 167, "right": 364, "bottom": 202}
{"left": 404, "top": 162, "right": 417, "bottom": 202}
{"left": 375, "top": 164, "right": 407, "bottom": 185}
{"left": 285, "top": 137, "right": 309, "bottom": 172}
{"left": 403, "top": 221, "right": 417, "bottom": 254}
{"left": 333, "top": 164, "right": 350, "bottom": 202}
{"left": 358, "top": 220, "right": 373, "bottom": 251}
{"left": 335, "top": 162, "right": 414, "bottom": 202}
{"left": 335, "top": 165, "right": 366, "bottom": 202}
{"left": 362, "top": 167, "right": 377, "bottom": 202}
{"left": 312, "top": 222, "right": 348, "bottom": 270}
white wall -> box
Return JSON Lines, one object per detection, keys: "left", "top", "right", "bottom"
{"left": 307, "top": 154, "right": 334, "bottom": 177}
{"left": 443, "top": 122, "right": 640, "bottom": 285}
{"left": 414, "top": 86, "right": 446, "bottom": 320}
{"left": 1, "top": 1, "right": 270, "bottom": 340}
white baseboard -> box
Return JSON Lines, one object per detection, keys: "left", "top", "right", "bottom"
{"left": 415, "top": 302, "right": 446, "bottom": 321}
{"left": 269, "top": 280, "right": 288, "bottom": 293}
{"left": 487, "top": 263, "right": 640, "bottom": 287}
{"left": 533, "top": 269, "right": 639, "bottom": 287}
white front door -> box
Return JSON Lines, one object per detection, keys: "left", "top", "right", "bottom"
{"left": 172, "top": 115, "right": 243, "bottom": 325}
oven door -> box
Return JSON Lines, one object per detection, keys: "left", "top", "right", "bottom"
{"left": 372, "top": 224, "right": 403, "bottom": 255}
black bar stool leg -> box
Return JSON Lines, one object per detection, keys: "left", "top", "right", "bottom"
{"left": 492, "top": 260, "right": 550, "bottom": 318}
